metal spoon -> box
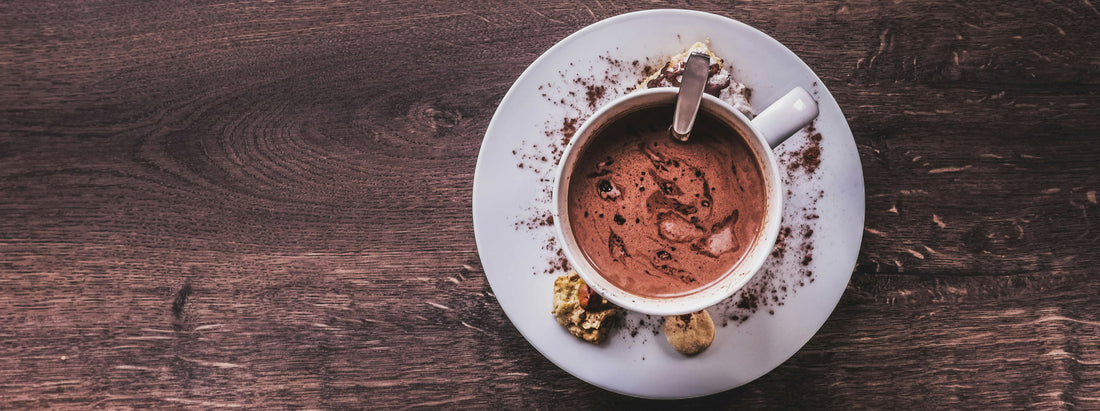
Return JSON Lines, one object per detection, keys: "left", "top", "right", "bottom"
{"left": 669, "top": 52, "right": 712, "bottom": 142}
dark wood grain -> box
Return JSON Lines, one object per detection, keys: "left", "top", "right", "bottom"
{"left": 2, "top": 0, "right": 1098, "bottom": 408}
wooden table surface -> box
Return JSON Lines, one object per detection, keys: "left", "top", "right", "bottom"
{"left": 2, "top": 0, "right": 1098, "bottom": 408}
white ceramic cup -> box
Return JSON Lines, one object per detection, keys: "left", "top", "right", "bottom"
{"left": 552, "top": 87, "right": 819, "bottom": 316}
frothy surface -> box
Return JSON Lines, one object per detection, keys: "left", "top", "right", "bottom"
{"left": 567, "top": 106, "right": 767, "bottom": 298}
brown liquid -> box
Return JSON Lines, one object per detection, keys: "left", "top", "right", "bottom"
{"left": 567, "top": 106, "right": 767, "bottom": 298}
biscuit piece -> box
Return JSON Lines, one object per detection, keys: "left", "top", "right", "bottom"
{"left": 665, "top": 310, "right": 716, "bottom": 355}
{"left": 552, "top": 272, "right": 619, "bottom": 344}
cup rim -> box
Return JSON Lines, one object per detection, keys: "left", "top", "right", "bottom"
{"left": 551, "top": 88, "right": 785, "bottom": 316}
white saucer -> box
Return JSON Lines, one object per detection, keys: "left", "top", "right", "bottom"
{"left": 472, "top": 9, "right": 864, "bottom": 399}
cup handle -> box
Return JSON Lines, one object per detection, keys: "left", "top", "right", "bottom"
{"left": 751, "top": 87, "right": 819, "bottom": 149}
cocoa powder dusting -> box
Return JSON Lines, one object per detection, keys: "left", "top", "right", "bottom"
{"left": 787, "top": 123, "right": 823, "bottom": 174}
{"left": 585, "top": 84, "right": 606, "bottom": 109}
{"left": 561, "top": 117, "right": 578, "bottom": 143}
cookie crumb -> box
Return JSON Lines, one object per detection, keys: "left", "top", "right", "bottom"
{"left": 664, "top": 310, "right": 716, "bottom": 355}
{"left": 552, "top": 272, "right": 619, "bottom": 344}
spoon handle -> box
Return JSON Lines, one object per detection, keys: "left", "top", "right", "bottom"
{"left": 670, "top": 52, "right": 711, "bottom": 142}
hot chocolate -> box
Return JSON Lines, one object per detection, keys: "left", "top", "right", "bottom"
{"left": 566, "top": 105, "right": 767, "bottom": 298}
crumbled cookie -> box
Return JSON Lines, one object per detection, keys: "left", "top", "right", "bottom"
{"left": 635, "top": 41, "right": 754, "bottom": 118}
{"left": 552, "top": 271, "right": 619, "bottom": 344}
{"left": 635, "top": 41, "right": 723, "bottom": 92}
{"left": 665, "top": 310, "right": 716, "bottom": 355}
